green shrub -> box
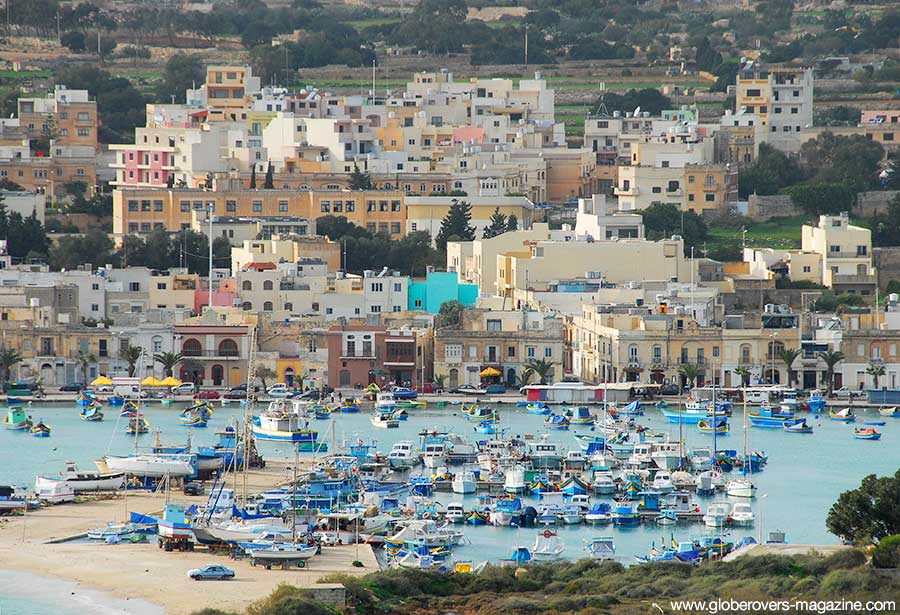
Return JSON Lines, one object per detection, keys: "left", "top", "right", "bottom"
{"left": 496, "top": 596, "right": 544, "bottom": 614}
{"left": 873, "top": 535, "right": 900, "bottom": 568}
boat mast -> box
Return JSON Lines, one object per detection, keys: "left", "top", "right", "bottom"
{"left": 241, "top": 323, "right": 259, "bottom": 508}
{"left": 710, "top": 383, "right": 717, "bottom": 468}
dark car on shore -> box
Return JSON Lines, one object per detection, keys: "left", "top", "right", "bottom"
{"left": 60, "top": 383, "right": 85, "bottom": 392}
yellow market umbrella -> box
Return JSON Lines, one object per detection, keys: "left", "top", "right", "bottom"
{"left": 480, "top": 367, "right": 502, "bottom": 378}
{"left": 159, "top": 376, "right": 182, "bottom": 387}
{"left": 141, "top": 376, "right": 162, "bottom": 387}
{"left": 91, "top": 376, "right": 113, "bottom": 387}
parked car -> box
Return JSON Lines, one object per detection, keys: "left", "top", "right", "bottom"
{"left": 59, "top": 383, "right": 85, "bottom": 392}
{"left": 172, "top": 383, "right": 196, "bottom": 395}
{"left": 659, "top": 384, "right": 681, "bottom": 396}
{"left": 450, "top": 384, "right": 487, "bottom": 395}
{"left": 193, "top": 390, "right": 220, "bottom": 400}
{"left": 484, "top": 384, "right": 507, "bottom": 394}
{"left": 183, "top": 481, "right": 205, "bottom": 496}
{"left": 267, "top": 383, "right": 290, "bottom": 398}
{"left": 223, "top": 384, "right": 260, "bottom": 399}
{"left": 313, "top": 531, "right": 339, "bottom": 546}
{"left": 832, "top": 387, "right": 866, "bottom": 399}
{"left": 292, "top": 389, "right": 320, "bottom": 400}
{"left": 187, "top": 564, "right": 234, "bottom": 581}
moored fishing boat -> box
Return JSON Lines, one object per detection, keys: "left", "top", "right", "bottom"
{"left": 748, "top": 405, "right": 796, "bottom": 427}
{"left": 80, "top": 407, "right": 104, "bottom": 422}
{"left": 618, "top": 400, "right": 644, "bottom": 416}
{"left": 338, "top": 399, "right": 360, "bottom": 413}
{"left": 853, "top": 427, "right": 881, "bottom": 440}
{"left": 464, "top": 405, "right": 497, "bottom": 422}
{"left": 879, "top": 406, "right": 900, "bottom": 417}
{"left": 76, "top": 391, "right": 99, "bottom": 407}
{"left": 697, "top": 417, "right": 729, "bottom": 434}
{"left": 4, "top": 407, "right": 31, "bottom": 430}
{"left": 30, "top": 420, "right": 51, "bottom": 437}
{"left": 532, "top": 529, "right": 565, "bottom": 560}
{"left": 125, "top": 415, "right": 150, "bottom": 435}
{"left": 251, "top": 408, "right": 321, "bottom": 449}
{"left": 544, "top": 413, "right": 570, "bottom": 430}
{"left": 585, "top": 503, "right": 612, "bottom": 524}
{"left": 584, "top": 536, "right": 616, "bottom": 560}
{"left": 474, "top": 420, "right": 497, "bottom": 434}
{"left": 526, "top": 403, "right": 551, "bottom": 415}
{"left": 446, "top": 502, "right": 467, "bottom": 524}
{"left": 805, "top": 393, "right": 826, "bottom": 412}
{"left": 829, "top": 407, "right": 856, "bottom": 422}
{"left": 565, "top": 406, "right": 595, "bottom": 424}
{"left": 370, "top": 412, "right": 400, "bottom": 429}
{"left": 783, "top": 419, "right": 813, "bottom": 434}
{"left": 703, "top": 501, "right": 733, "bottom": 528}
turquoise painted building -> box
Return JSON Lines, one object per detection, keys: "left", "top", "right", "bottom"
{"left": 408, "top": 271, "right": 479, "bottom": 314}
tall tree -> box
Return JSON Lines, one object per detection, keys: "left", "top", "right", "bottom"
{"left": 0, "top": 347, "right": 22, "bottom": 384}
{"left": 249, "top": 165, "right": 257, "bottom": 190}
{"left": 818, "top": 350, "right": 845, "bottom": 396}
{"left": 506, "top": 214, "right": 518, "bottom": 231}
{"left": 524, "top": 358, "right": 555, "bottom": 385}
{"left": 76, "top": 351, "right": 97, "bottom": 388}
{"left": 348, "top": 163, "right": 373, "bottom": 190}
{"left": 679, "top": 363, "right": 700, "bottom": 389}
{"left": 437, "top": 300, "right": 464, "bottom": 328}
{"left": 435, "top": 199, "right": 475, "bottom": 251}
{"left": 734, "top": 366, "right": 751, "bottom": 387}
{"left": 153, "top": 351, "right": 183, "bottom": 378}
{"left": 263, "top": 162, "right": 274, "bottom": 189}
{"left": 157, "top": 53, "right": 205, "bottom": 104}
{"left": 122, "top": 345, "right": 143, "bottom": 377}
{"left": 827, "top": 470, "right": 900, "bottom": 544}
{"left": 256, "top": 366, "right": 276, "bottom": 390}
{"left": 482, "top": 207, "right": 508, "bottom": 239}
{"left": 779, "top": 348, "right": 802, "bottom": 388}
{"left": 867, "top": 362, "right": 886, "bottom": 389}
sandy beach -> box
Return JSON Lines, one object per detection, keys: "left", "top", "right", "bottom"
{"left": 0, "top": 460, "right": 377, "bottom": 615}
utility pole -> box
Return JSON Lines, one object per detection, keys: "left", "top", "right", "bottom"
{"left": 207, "top": 203, "right": 214, "bottom": 310}
{"left": 524, "top": 25, "right": 528, "bottom": 67}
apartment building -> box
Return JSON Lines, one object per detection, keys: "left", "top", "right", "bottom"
{"left": 735, "top": 62, "right": 813, "bottom": 153}
{"left": 434, "top": 308, "right": 565, "bottom": 388}
{"left": 801, "top": 213, "right": 876, "bottom": 295}
{"left": 0, "top": 86, "right": 98, "bottom": 197}
{"left": 324, "top": 323, "right": 430, "bottom": 389}
{"left": 174, "top": 309, "right": 256, "bottom": 386}
{"left": 112, "top": 187, "right": 408, "bottom": 239}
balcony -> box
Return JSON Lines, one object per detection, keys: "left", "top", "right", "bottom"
{"left": 831, "top": 273, "right": 876, "bottom": 286}
{"left": 614, "top": 186, "right": 640, "bottom": 197}
{"left": 179, "top": 349, "right": 242, "bottom": 360}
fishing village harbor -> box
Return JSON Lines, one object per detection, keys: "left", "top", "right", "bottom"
{"left": 1, "top": 378, "right": 895, "bottom": 614}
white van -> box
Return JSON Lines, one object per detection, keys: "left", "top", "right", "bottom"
{"left": 113, "top": 385, "right": 148, "bottom": 399}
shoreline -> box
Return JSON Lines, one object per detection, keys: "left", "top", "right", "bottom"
{"left": 0, "top": 569, "right": 165, "bottom": 615}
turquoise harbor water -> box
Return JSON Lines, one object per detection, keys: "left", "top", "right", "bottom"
{"left": 1, "top": 399, "right": 899, "bottom": 564}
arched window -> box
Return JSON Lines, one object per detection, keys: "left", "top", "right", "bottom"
{"left": 263, "top": 301, "right": 273, "bottom": 311}
{"left": 242, "top": 280, "right": 252, "bottom": 291}
{"left": 263, "top": 280, "right": 273, "bottom": 291}
{"left": 182, "top": 338, "right": 202, "bottom": 356}
{"left": 284, "top": 302, "right": 293, "bottom": 311}
{"left": 218, "top": 339, "right": 238, "bottom": 357}
{"left": 242, "top": 301, "right": 252, "bottom": 310}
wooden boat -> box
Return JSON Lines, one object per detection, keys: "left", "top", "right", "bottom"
{"left": 35, "top": 462, "right": 124, "bottom": 493}
{"left": 783, "top": 419, "right": 812, "bottom": 434}
{"left": 370, "top": 413, "right": 400, "bottom": 429}
{"left": 544, "top": 413, "right": 570, "bottom": 430}
{"left": 80, "top": 407, "right": 104, "bottom": 422}
{"left": 748, "top": 406, "right": 796, "bottom": 427}
{"left": 3, "top": 407, "right": 32, "bottom": 430}
{"left": 126, "top": 416, "right": 150, "bottom": 435}
{"left": 526, "top": 403, "right": 551, "bottom": 415}
{"left": 829, "top": 408, "right": 856, "bottom": 422}
{"left": 338, "top": 399, "right": 360, "bottom": 413}
{"left": 30, "top": 421, "right": 51, "bottom": 437}
{"left": 879, "top": 407, "right": 900, "bottom": 417}
{"left": 697, "top": 418, "right": 729, "bottom": 434}
{"left": 853, "top": 427, "right": 881, "bottom": 440}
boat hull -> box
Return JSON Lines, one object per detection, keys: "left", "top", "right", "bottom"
{"left": 104, "top": 456, "right": 194, "bottom": 478}
{"left": 36, "top": 474, "right": 124, "bottom": 493}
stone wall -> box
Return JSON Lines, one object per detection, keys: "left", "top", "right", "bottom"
{"left": 874, "top": 246, "right": 900, "bottom": 289}
{"left": 724, "top": 288, "right": 823, "bottom": 312}
{"left": 746, "top": 194, "right": 802, "bottom": 221}
{"left": 303, "top": 585, "right": 346, "bottom": 608}
{"left": 857, "top": 191, "right": 900, "bottom": 218}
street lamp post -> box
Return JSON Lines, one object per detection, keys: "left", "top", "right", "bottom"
{"left": 206, "top": 203, "right": 215, "bottom": 311}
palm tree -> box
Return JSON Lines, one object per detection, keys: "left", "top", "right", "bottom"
{"left": 733, "top": 366, "right": 751, "bottom": 388}
{"left": 779, "top": 348, "right": 802, "bottom": 388}
{"left": 866, "top": 362, "right": 886, "bottom": 389}
{"left": 515, "top": 370, "right": 534, "bottom": 387}
{"left": 76, "top": 351, "right": 97, "bottom": 388}
{"left": 524, "top": 358, "right": 554, "bottom": 385}
{"left": 433, "top": 374, "right": 446, "bottom": 389}
{"left": 154, "top": 351, "right": 183, "bottom": 378}
{"left": 122, "top": 345, "right": 143, "bottom": 377}
{"left": 818, "top": 350, "right": 845, "bottom": 396}
{"left": 257, "top": 367, "right": 277, "bottom": 390}
{"left": 678, "top": 363, "right": 700, "bottom": 390}
{"left": 0, "top": 347, "right": 22, "bottom": 384}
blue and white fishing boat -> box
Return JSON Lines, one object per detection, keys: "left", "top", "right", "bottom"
{"left": 76, "top": 392, "right": 99, "bottom": 407}
{"left": 390, "top": 408, "right": 409, "bottom": 421}
{"left": 490, "top": 497, "right": 524, "bottom": 526}
{"left": 107, "top": 395, "right": 125, "bottom": 407}
{"left": 618, "top": 400, "right": 644, "bottom": 416}
{"left": 80, "top": 407, "right": 104, "bottom": 422}
{"left": 656, "top": 510, "right": 678, "bottom": 525}
{"left": 501, "top": 546, "right": 532, "bottom": 566}
{"left": 584, "top": 503, "right": 612, "bottom": 524}
{"left": 748, "top": 406, "right": 796, "bottom": 428}
{"left": 611, "top": 503, "right": 639, "bottom": 527}
{"left": 544, "top": 413, "right": 570, "bottom": 430}
{"left": 338, "top": 399, "right": 360, "bottom": 413}
{"left": 464, "top": 405, "right": 497, "bottom": 422}
{"left": 565, "top": 406, "right": 595, "bottom": 425}
{"left": 526, "top": 403, "right": 551, "bottom": 415}
{"left": 805, "top": 393, "right": 826, "bottom": 412}
{"left": 783, "top": 419, "right": 813, "bottom": 434}
{"left": 474, "top": 420, "right": 497, "bottom": 434}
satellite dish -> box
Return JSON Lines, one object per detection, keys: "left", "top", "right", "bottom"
{"left": 633, "top": 106, "right": 641, "bottom": 117}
